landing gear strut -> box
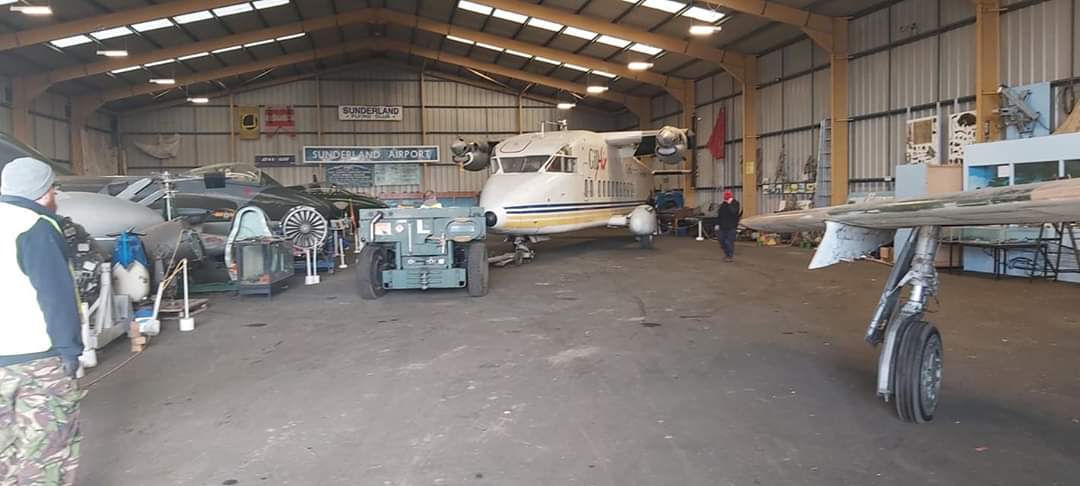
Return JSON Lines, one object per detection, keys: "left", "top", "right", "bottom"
{"left": 489, "top": 236, "right": 547, "bottom": 267}
{"left": 866, "top": 226, "right": 944, "bottom": 423}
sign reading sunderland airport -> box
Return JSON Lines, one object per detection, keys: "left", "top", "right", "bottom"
{"left": 303, "top": 146, "right": 440, "bottom": 164}
{"left": 338, "top": 105, "right": 403, "bottom": 121}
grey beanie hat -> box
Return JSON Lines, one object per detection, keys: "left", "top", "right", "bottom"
{"left": 1, "top": 157, "right": 55, "bottom": 201}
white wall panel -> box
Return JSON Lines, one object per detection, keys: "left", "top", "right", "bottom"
{"left": 890, "top": 37, "right": 939, "bottom": 107}
{"left": 891, "top": 0, "right": 940, "bottom": 33}
{"left": 812, "top": 68, "right": 831, "bottom": 122}
{"left": 941, "top": 0, "right": 974, "bottom": 25}
{"left": 850, "top": 7, "right": 890, "bottom": 53}
{"left": 783, "top": 40, "right": 814, "bottom": 76}
{"left": 1001, "top": 0, "right": 1074, "bottom": 86}
{"left": 939, "top": 24, "right": 976, "bottom": 100}
{"left": 758, "top": 50, "right": 783, "bottom": 83}
{"left": 759, "top": 84, "right": 784, "bottom": 133}
{"left": 850, "top": 52, "right": 890, "bottom": 116}
{"left": 782, "top": 74, "right": 814, "bottom": 129}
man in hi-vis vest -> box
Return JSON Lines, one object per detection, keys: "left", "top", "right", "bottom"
{"left": 0, "top": 157, "right": 84, "bottom": 485}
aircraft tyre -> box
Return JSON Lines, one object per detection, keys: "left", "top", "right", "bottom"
{"left": 467, "top": 242, "right": 490, "bottom": 297}
{"left": 357, "top": 245, "right": 387, "bottom": 300}
{"left": 893, "top": 319, "right": 942, "bottom": 423}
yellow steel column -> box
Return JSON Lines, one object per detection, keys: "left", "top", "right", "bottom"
{"left": 973, "top": 0, "right": 1002, "bottom": 142}
{"left": 680, "top": 79, "right": 697, "bottom": 208}
{"left": 829, "top": 18, "right": 850, "bottom": 206}
{"left": 741, "top": 56, "right": 759, "bottom": 217}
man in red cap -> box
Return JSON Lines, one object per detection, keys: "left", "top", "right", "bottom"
{"left": 716, "top": 190, "right": 742, "bottom": 262}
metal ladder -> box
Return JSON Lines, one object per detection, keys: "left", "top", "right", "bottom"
{"left": 1031, "top": 223, "right": 1080, "bottom": 280}
{"left": 814, "top": 118, "right": 832, "bottom": 208}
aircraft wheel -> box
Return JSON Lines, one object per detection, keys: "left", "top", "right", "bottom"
{"left": 467, "top": 242, "right": 489, "bottom": 297}
{"left": 357, "top": 245, "right": 387, "bottom": 300}
{"left": 893, "top": 319, "right": 943, "bottom": 423}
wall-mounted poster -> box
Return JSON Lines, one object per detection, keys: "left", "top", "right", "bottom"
{"left": 374, "top": 164, "right": 421, "bottom": 186}
{"left": 327, "top": 165, "right": 373, "bottom": 188}
{"left": 338, "top": 105, "right": 403, "bottom": 121}
{"left": 238, "top": 106, "right": 260, "bottom": 140}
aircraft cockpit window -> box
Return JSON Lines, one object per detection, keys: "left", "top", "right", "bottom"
{"left": 498, "top": 156, "right": 551, "bottom": 173}
{"left": 545, "top": 156, "right": 577, "bottom": 173}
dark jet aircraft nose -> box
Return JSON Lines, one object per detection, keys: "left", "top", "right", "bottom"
{"left": 485, "top": 211, "right": 498, "bottom": 227}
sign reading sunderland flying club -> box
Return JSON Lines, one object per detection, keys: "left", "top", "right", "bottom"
{"left": 338, "top": 105, "right": 403, "bottom": 121}
{"left": 303, "top": 146, "right": 440, "bottom": 164}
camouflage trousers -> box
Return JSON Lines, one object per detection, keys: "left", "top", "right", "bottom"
{"left": 0, "top": 357, "right": 84, "bottom": 485}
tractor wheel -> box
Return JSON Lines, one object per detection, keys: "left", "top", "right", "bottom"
{"left": 467, "top": 242, "right": 490, "bottom": 297}
{"left": 357, "top": 245, "right": 387, "bottom": 300}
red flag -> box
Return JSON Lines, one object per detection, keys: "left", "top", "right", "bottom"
{"left": 708, "top": 107, "right": 726, "bottom": 159}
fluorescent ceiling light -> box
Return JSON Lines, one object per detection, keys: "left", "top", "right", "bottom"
{"left": 475, "top": 42, "right": 503, "bottom": 52}
{"left": 627, "top": 61, "right": 653, "bottom": 71}
{"left": 51, "top": 35, "right": 93, "bottom": 48}
{"left": 586, "top": 86, "right": 608, "bottom": 94}
{"left": 683, "top": 6, "right": 724, "bottom": 23}
{"left": 592, "top": 71, "right": 616, "bottom": 78}
{"left": 213, "top": 3, "right": 253, "bottom": 16}
{"left": 563, "top": 64, "right": 589, "bottom": 72}
{"left": 187, "top": 97, "right": 210, "bottom": 104}
{"left": 556, "top": 102, "right": 576, "bottom": 110}
{"left": 253, "top": 0, "right": 290, "bottom": 8}
{"left": 445, "top": 35, "right": 474, "bottom": 45}
{"left": 11, "top": 5, "right": 52, "bottom": 15}
{"left": 144, "top": 58, "right": 175, "bottom": 67}
{"left": 563, "top": 27, "right": 597, "bottom": 40}
{"left": 276, "top": 32, "right": 306, "bottom": 41}
{"left": 211, "top": 45, "right": 242, "bottom": 54}
{"left": 131, "top": 18, "right": 173, "bottom": 32}
{"left": 97, "top": 50, "right": 129, "bottom": 57}
{"left": 641, "top": 0, "right": 686, "bottom": 13}
{"left": 492, "top": 9, "right": 527, "bottom": 23}
{"left": 629, "top": 43, "right": 662, "bottom": 55}
{"left": 596, "top": 35, "right": 630, "bottom": 48}
{"left": 533, "top": 56, "right": 560, "bottom": 65}
{"left": 689, "top": 25, "right": 721, "bottom": 36}
{"left": 174, "top": 10, "right": 213, "bottom": 24}
{"left": 178, "top": 51, "right": 210, "bottom": 61}
{"left": 110, "top": 66, "right": 141, "bottom": 74}
{"left": 149, "top": 78, "right": 176, "bottom": 85}
{"left": 458, "top": 0, "right": 492, "bottom": 15}
{"left": 244, "top": 39, "right": 275, "bottom": 48}
{"left": 91, "top": 26, "right": 132, "bottom": 40}
{"left": 527, "top": 18, "right": 563, "bottom": 31}
{"left": 504, "top": 49, "right": 532, "bottom": 58}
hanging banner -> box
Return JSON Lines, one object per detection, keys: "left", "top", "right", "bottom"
{"left": 303, "top": 146, "right": 439, "bottom": 164}
{"left": 254, "top": 155, "right": 296, "bottom": 167}
{"left": 707, "top": 107, "right": 726, "bottom": 159}
{"left": 338, "top": 105, "right": 403, "bottom": 121}
{"left": 237, "top": 106, "right": 260, "bottom": 140}
{"left": 327, "top": 165, "right": 373, "bottom": 187}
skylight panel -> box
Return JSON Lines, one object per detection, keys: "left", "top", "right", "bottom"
{"left": 642, "top": 0, "right": 687, "bottom": 13}
{"left": 596, "top": 35, "right": 630, "bottom": 48}
{"left": 628, "top": 43, "right": 662, "bottom": 55}
{"left": 51, "top": 35, "right": 93, "bottom": 48}
{"left": 244, "top": 39, "right": 275, "bottom": 48}
{"left": 682, "top": 6, "right": 724, "bottom": 23}
{"left": 458, "top": 0, "right": 493, "bottom": 15}
{"left": 504, "top": 49, "right": 532, "bottom": 58}
{"left": 492, "top": 9, "right": 527, "bottom": 23}
{"left": 533, "top": 56, "right": 560, "bottom": 65}
{"left": 178, "top": 52, "right": 210, "bottom": 61}
{"left": 276, "top": 33, "right": 306, "bottom": 41}
{"left": 475, "top": 42, "right": 504, "bottom": 52}
{"left": 91, "top": 26, "right": 132, "bottom": 40}
{"left": 131, "top": 18, "right": 173, "bottom": 32}
{"left": 527, "top": 18, "right": 563, "bottom": 32}
{"left": 563, "top": 64, "right": 589, "bottom": 72}
{"left": 174, "top": 10, "right": 213, "bottom": 24}
{"left": 563, "top": 27, "right": 597, "bottom": 40}
{"left": 110, "top": 66, "right": 141, "bottom": 74}
{"left": 211, "top": 45, "right": 243, "bottom": 54}
{"left": 592, "top": 71, "right": 617, "bottom": 78}
{"left": 253, "top": 0, "right": 290, "bottom": 8}
{"left": 213, "top": 3, "right": 254, "bottom": 17}
{"left": 144, "top": 59, "right": 175, "bottom": 67}
{"left": 445, "top": 35, "right": 475, "bottom": 45}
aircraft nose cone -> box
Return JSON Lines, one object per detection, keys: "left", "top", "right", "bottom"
{"left": 484, "top": 211, "right": 498, "bottom": 228}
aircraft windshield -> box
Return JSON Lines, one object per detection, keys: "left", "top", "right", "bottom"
{"left": 499, "top": 155, "right": 551, "bottom": 173}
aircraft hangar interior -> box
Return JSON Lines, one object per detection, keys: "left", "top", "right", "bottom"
{"left": 0, "top": 0, "right": 1078, "bottom": 484}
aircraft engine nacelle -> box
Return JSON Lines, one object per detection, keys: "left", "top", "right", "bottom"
{"left": 654, "top": 126, "right": 688, "bottom": 165}
{"left": 608, "top": 205, "right": 658, "bottom": 236}
{"left": 451, "top": 138, "right": 491, "bottom": 172}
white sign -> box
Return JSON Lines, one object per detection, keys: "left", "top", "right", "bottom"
{"left": 338, "top": 105, "right": 403, "bottom": 121}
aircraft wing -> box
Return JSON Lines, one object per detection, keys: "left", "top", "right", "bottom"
{"left": 741, "top": 178, "right": 1080, "bottom": 269}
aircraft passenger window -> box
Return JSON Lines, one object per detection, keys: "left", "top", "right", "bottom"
{"left": 500, "top": 156, "right": 551, "bottom": 173}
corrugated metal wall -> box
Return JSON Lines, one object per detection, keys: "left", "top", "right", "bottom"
{"left": 118, "top": 64, "right": 620, "bottom": 196}
{"left": 659, "top": 0, "right": 1080, "bottom": 211}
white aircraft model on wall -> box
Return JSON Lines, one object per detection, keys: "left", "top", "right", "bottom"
{"left": 742, "top": 178, "right": 1080, "bottom": 423}
{"left": 451, "top": 122, "right": 689, "bottom": 264}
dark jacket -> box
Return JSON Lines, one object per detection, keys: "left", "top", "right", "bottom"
{"left": 717, "top": 200, "right": 742, "bottom": 230}
{"left": 0, "top": 195, "right": 83, "bottom": 367}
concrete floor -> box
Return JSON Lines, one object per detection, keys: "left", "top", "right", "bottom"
{"left": 80, "top": 231, "right": 1079, "bottom": 486}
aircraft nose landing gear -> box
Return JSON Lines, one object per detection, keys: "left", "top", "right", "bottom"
{"left": 867, "top": 226, "right": 945, "bottom": 423}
